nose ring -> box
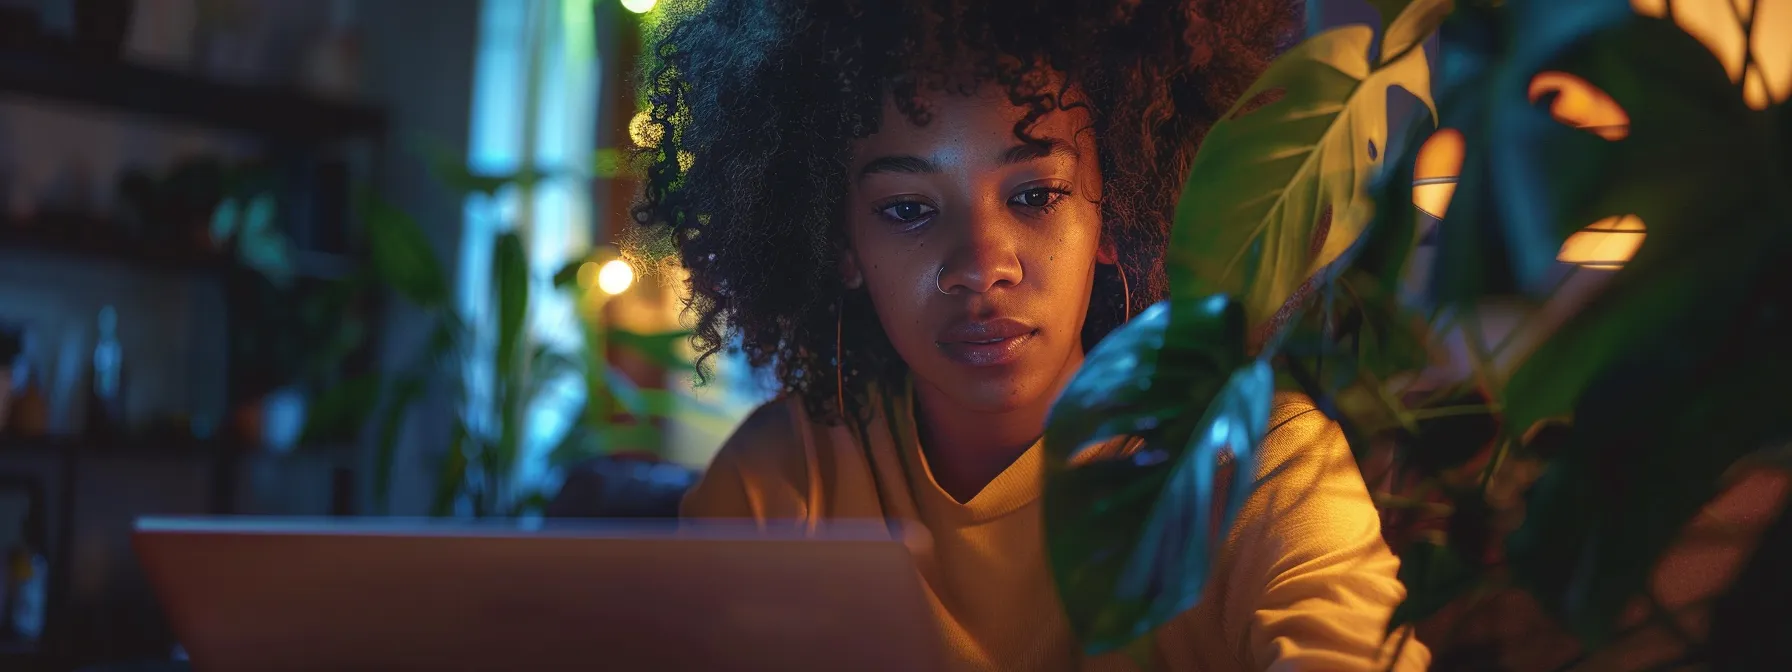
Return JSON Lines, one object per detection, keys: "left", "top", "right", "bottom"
{"left": 935, "top": 266, "right": 950, "bottom": 295}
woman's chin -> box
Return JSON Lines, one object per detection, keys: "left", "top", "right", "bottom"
{"left": 919, "top": 368, "right": 1061, "bottom": 416}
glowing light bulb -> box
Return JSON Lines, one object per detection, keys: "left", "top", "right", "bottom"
{"left": 597, "top": 259, "right": 635, "bottom": 296}
{"left": 621, "top": 0, "right": 656, "bottom": 14}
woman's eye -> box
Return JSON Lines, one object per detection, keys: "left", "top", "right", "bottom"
{"left": 878, "top": 201, "right": 936, "bottom": 224}
{"left": 1010, "top": 187, "right": 1066, "bottom": 209}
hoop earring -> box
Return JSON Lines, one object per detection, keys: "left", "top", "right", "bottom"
{"left": 1118, "top": 263, "right": 1132, "bottom": 322}
{"left": 835, "top": 295, "right": 847, "bottom": 421}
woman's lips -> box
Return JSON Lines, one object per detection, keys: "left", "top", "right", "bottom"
{"left": 937, "top": 318, "right": 1039, "bottom": 367}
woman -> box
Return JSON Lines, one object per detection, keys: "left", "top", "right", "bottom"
{"left": 632, "top": 0, "right": 1427, "bottom": 669}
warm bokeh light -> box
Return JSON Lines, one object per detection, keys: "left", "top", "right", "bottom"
{"left": 1557, "top": 215, "right": 1647, "bottom": 269}
{"left": 621, "top": 0, "right": 657, "bottom": 14}
{"left": 1412, "top": 128, "right": 1464, "bottom": 219}
{"left": 577, "top": 261, "right": 600, "bottom": 289}
{"left": 628, "top": 110, "right": 661, "bottom": 148}
{"left": 597, "top": 259, "right": 635, "bottom": 296}
{"left": 1529, "top": 72, "right": 1631, "bottom": 140}
{"left": 1633, "top": 0, "right": 1792, "bottom": 110}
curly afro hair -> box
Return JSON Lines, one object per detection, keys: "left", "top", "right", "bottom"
{"left": 631, "top": 0, "right": 1301, "bottom": 423}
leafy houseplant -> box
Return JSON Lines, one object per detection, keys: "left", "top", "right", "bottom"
{"left": 1044, "top": 0, "right": 1791, "bottom": 666}
{"left": 308, "top": 152, "right": 716, "bottom": 517}
{"left": 211, "top": 185, "right": 369, "bottom": 446}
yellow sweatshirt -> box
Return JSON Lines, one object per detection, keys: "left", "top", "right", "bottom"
{"left": 682, "top": 385, "right": 1429, "bottom": 671}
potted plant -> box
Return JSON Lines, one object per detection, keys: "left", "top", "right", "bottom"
{"left": 1043, "top": 0, "right": 1790, "bottom": 667}
{"left": 310, "top": 143, "right": 722, "bottom": 516}
{"left": 210, "top": 187, "right": 369, "bottom": 451}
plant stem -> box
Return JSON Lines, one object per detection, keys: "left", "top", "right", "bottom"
{"left": 1488, "top": 266, "right": 1581, "bottom": 363}
{"left": 1458, "top": 309, "right": 1503, "bottom": 394}
{"left": 1372, "top": 492, "right": 1453, "bottom": 515}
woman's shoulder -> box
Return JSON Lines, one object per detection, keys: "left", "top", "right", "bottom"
{"left": 1268, "top": 390, "right": 1336, "bottom": 429}
{"left": 704, "top": 395, "right": 819, "bottom": 482}
{"left": 681, "top": 396, "right": 816, "bottom": 519}
{"left": 1261, "top": 391, "right": 1352, "bottom": 466}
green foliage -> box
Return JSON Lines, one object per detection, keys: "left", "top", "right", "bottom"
{"left": 322, "top": 150, "right": 716, "bottom": 516}
{"left": 1419, "top": 0, "right": 1637, "bottom": 305}
{"left": 1046, "top": 0, "right": 1792, "bottom": 662}
{"left": 609, "top": 327, "right": 698, "bottom": 373}
{"left": 1044, "top": 297, "right": 1271, "bottom": 652}
{"left": 364, "top": 194, "right": 450, "bottom": 308}
{"left": 1170, "top": 0, "right": 1443, "bottom": 329}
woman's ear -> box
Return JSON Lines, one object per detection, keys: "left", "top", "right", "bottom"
{"left": 839, "top": 249, "right": 865, "bottom": 289}
{"left": 1097, "top": 237, "right": 1119, "bottom": 266}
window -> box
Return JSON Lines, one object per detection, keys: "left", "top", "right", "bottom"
{"left": 462, "top": 0, "right": 600, "bottom": 503}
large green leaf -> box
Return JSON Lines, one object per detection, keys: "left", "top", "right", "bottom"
{"left": 1046, "top": 298, "right": 1241, "bottom": 460}
{"left": 610, "top": 327, "right": 696, "bottom": 372}
{"left": 431, "top": 423, "right": 470, "bottom": 517}
{"left": 546, "top": 422, "right": 667, "bottom": 468}
{"left": 414, "top": 134, "right": 549, "bottom": 199}
{"left": 552, "top": 259, "right": 584, "bottom": 289}
{"left": 1387, "top": 541, "right": 1480, "bottom": 633}
{"left": 300, "top": 373, "right": 381, "bottom": 444}
{"left": 1169, "top": 0, "right": 1443, "bottom": 330}
{"left": 1488, "top": 7, "right": 1792, "bottom": 646}
{"left": 363, "top": 195, "right": 450, "bottom": 307}
{"left": 1500, "top": 14, "right": 1778, "bottom": 440}
{"left": 1377, "top": 0, "right": 1449, "bottom": 66}
{"left": 492, "top": 232, "right": 531, "bottom": 380}
{"left": 1044, "top": 296, "right": 1273, "bottom": 653}
{"left": 602, "top": 366, "right": 731, "bottom": 427}
{"left": 372, "top": 372, "right": 428, "bottom": 515}
{"left": 1508, "top": 284, "right": 1792, "bottom": 644}
{"left": 1420, "top": 0, "right": 1640, "bottom": 304}
{"left": 491, "top": 231, "right": 530, "bottom": 477}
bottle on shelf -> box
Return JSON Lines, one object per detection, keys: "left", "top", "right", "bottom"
{"left": 87, "top": 304, "right": 126, "bottom": 438}
{"left": 2, "top": 541, "right": 46, "bottom": 644}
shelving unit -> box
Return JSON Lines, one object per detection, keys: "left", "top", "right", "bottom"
{"left": 0, "top": 48, "right": 386, "bottom": 143}
{"left": 0, "top": 45, "right": 390, "bottom": 670}
{"left": 0, "top": 216, "right": 359, "bottom": 281}
{"left": 0, "top": 215, "right": 228, "bottom": 274}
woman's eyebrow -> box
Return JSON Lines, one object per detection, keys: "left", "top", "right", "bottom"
{"left": 858, "top": 155, "right": 940, "bottom": 180}
{"left": 996, "top": 138, "right": 1078, "bottom": 166}
{"left": 857, "top": 138, "right": 1077, "bottom": 182}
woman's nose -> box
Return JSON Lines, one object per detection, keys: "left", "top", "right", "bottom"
{"left": 936, "top": 203, "right": 1024, "bottom": 295}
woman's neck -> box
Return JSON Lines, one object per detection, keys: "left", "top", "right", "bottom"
{"left": 912, "top": 351, "right": 1085, "bottom": 503}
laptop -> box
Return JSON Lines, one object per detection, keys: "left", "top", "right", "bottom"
{"left": 134, "top": 516, "right": 944, "bottom": 671}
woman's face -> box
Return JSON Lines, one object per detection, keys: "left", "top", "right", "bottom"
{"left": 844, "top": 86, "right": 1105, "bottom": 414}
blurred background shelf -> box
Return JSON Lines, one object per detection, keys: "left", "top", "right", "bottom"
{"left": 0, "top": 217, "right": 227, "bottom": 275}
{"left": 0, "top": 217, "right": 359, "bottom": 281}
{"left": 0, "top": 48, "right": 386, "bottom": 143}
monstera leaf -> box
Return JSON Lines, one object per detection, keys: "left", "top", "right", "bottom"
{"left": 1420, "top": 0, "right": 1639, "bottom": 304}
{"left": 1170, "top": 0, "right": 1446, "bottom": 331}
{"left": 1487, "top": 9, "right": 1792, "bottom": 644}
{"left": 1494, "top": 10, "right": 1778, "bottom": 434}
{"left": 1044, "top": 296, "right": 1273, "bottom": 653}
